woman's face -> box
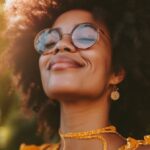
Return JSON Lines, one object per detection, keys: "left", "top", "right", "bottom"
{"left": 39, "top": 9, "right": 119, "bottom": 101}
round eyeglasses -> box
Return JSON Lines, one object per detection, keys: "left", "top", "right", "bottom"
{"left": 34, "top": 23, "right": 106, "bottom": 54}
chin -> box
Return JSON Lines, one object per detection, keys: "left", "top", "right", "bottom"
{"left": 44, "top": 86, "right": 78, "bottom": 100}
{"left": 44, "top": 88, "right": 99, "bottom": 102}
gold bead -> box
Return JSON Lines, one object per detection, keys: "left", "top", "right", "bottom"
{"left": 111, "top": 90, "right": 120, "bottom": 101}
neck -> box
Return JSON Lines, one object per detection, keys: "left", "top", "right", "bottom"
{"left": 58, "top": 94, "right": 126, "bottom": 150}
{"left": 59, "top": 95, "right": 110, "bottom": 133}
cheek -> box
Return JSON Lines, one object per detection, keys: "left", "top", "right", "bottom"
{"left": 94, "top": 44, "right": 112, "bottom": 82}
{"left": 39, "top": 56, "right": 50, "bottom": 93}
{"left": 82, "top": 46, "right": 112, "bottom": 78}
{"left": 79, "top": 47, "right": 112, "bottom": 96}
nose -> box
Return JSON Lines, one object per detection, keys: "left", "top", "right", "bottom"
{"left": 53, "top": 35, "right": 76, "bottom": 54}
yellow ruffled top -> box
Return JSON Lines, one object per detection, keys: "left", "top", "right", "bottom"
{"left": 20, "top": 135, "right": 150, "bottom": 150}
{"left": 20, "top": 143, "right": 59, "bottom": 150}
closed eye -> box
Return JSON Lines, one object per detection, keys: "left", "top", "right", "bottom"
{"left": 45, "top": 42, "right": 56, "bottom": 49}
{"left": 77, "top": 38, "right": 95, "bottom": 43}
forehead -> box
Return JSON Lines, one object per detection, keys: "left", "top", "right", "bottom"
{"left": 52, "top": 9, "right": 109, "bottom": 36}
{"left": 52, "top": 9, "right": 97, "bottom": 32}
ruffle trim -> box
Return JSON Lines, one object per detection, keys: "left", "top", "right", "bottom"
{"left": 119, "top": 135, "right": 150, "bottom": 150}
{"left": 20, "top": 143, "right": 59, "bottom": 150}
{"left": 20, "top": 135, "right": 150, "bottom": 150}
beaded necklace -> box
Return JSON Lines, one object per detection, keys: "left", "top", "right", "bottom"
{"left": 59, "top": 125, "right": 121, "bottom": 150}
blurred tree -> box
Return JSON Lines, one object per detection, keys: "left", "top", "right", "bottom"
{"left": 0, "top": 0, "right": 7, "bottom": 55}
{"left": 0, "top": 1, "right": 43, "bottom": 150}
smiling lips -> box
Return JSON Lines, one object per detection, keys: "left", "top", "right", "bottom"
{"left": 48, "top": 55, "right": 84, "bottom": 71}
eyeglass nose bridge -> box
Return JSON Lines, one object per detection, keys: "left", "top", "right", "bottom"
{"left": 60, "top": 33, "right": 72, "bottom": 40}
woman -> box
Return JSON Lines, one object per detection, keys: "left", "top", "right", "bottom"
{"left": 5, "top": 0, "right": 150, "bottom": 149}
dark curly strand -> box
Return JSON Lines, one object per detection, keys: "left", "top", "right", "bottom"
{"left": 5, "top": 0, "right": 150, "bottom": 140}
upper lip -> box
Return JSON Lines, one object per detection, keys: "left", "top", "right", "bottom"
{"left": 47, "top": 54, "right": 85, "bottom": 70}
